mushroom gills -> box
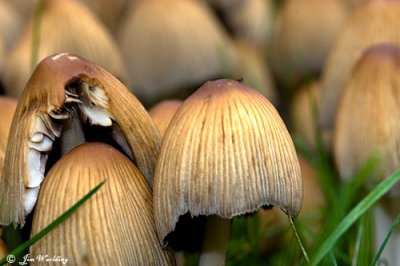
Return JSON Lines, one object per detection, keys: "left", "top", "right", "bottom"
{"left": 23, "top": 81, "right": 139, "bottom": 216}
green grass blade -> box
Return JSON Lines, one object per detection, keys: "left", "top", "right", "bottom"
{"left": 310, "top": 169, "right": 400, "bottom": 265}
{"left": 370, "top": 212, "right": 400, "bottom": 266}
{"left": 0, "top": 179, "right": 106, "bottom": 265}
{"left": 289, "top": 217, "right": 309, "bottom": 264}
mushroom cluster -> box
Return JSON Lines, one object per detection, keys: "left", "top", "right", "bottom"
{"left": 2, "top": 0, "right": 399, "bottom": 265}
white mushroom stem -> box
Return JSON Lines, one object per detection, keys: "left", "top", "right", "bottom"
{"left": 374, "top": 205, "right": 400, "bottom": 265}
{"left": 60, "top": 115, "right": 86, "bottom": 155}
{"left": 199, "top": 216, "right": 231, "bottom": 266}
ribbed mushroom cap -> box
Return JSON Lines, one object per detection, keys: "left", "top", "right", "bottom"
{"left": 118, "top": 0, "right": 238, "bottom": 104}
{"left": 30, "top": 142, "right": 175, "bottom": 265}
{"left": 148, "top": 100, "right": 182, "bottom": 138}
{"left": 3, "top": 0, "right": 127, "bottom": 98}
{"left": 154, "top": 79, "right": 302, "bottom": 246}
{"left": 334, "top": 44, "right": 400, "bottom": 180}
{"left": 258, "top": 154, "right": 325, "bottom": 253}
{"left": 319, "top": 0, "right": 400, "bottom": 133}
{"left": 0, "top": 53, "right": 160, "bottom": 227}
{"left": 270, "top": 0, "right": 348, "bottom": 87}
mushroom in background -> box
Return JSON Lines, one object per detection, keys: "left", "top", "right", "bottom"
{"left": 270, "top": 0, "right": 348, "bottom": 89}
{"left": 2, "top": 0, "right": 127, "bottom": 99}
{"left": 154, "top": 79, "right": 302, "bottom": 265}
{"left": 118, "top": 0, "right": 238, "bottom": 106}
{"left": 148, "top": 100, "right": 182, "bottom": 138}
{"left": 0, "top": 0, "right": 23, "bottom": 50}
{"left": 0, "top": 96, "right": 17, "bottom": 139}
{"left": 0, "top": 97, "right": 17, "bottom": 177}
{"left": 0, "top": 53, "right": 160, "bottom": 227}
{"left": 233, "top": 41, "right": 278, "bottom": 106}
{"left": 290, "top": 81, "right": 330, "bottom": 152}
{"left": 208, "top": 0, "right": 275, "bottom": 48}
{"left": 30, "top": 142, "right": 175, "bottom": 265}
{"left": 319, "top": 0, "right": 400, "bottom": 137}
{"left": 334, "top": 44, "right": 400, "bottom": 266}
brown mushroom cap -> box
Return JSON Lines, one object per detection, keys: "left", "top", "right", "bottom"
{"left": 270, "top": 0, "right": 348, "bottom": 87}
{"left": 148, "top": 100, "right": 182, "bottom": 138}
{"left": 30, "top": 142, "right": 175, "bottom": 265}
{"left": 319, "top": 0, "right": 400, "bottom": 133}
{"left": 0, "top": 53, "right": 160, "bottom": 226}
{"left": 154, "top": 79, "right": 302, "bottom": 247}
{"left": 118, "top": 0, "right": 238, "bottom": 104}
{"left": 334, "top": 44, "right": 400, "bottom": 180}
{"left": 0, "top": 96, "right": 17, "bottom": 139}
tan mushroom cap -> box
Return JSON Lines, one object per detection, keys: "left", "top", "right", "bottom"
{"left": 154, "top": 79, "right": 302, "bottom": 245}
{"left": 270, "top": 0, "right": 348, "bottom": 87}
{"left": 30, "top": 142, "right": 175, "bottom": 265}
{"left": 3, "top": 0, "right": 127, "bottom": 98}
{"left": 148, "top": 100, "right": 182, "bottom": 138}
{"left": 118, "top": 0, "right": 238, "bottom": 104}
{"left": 319, "top": 0, "right": 400, "bottom": 133}
{"left": 0, "top": 96, "right": 17, "bottom": 139}
{"left": 0, "top": 53, "right": 160, "bottom": 226}
{"left": 334, "top": 44, "right": 400, "bottom": 180}
{"left": 223, "top": 0, "right": 275, "bottom": 47}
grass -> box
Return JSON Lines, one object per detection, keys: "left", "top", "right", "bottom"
{"left": 0, "top": 180, "right": 106, "bottom": 266}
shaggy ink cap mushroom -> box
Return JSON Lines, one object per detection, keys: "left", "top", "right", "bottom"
{"left": 154, "top": 79, "right": 302, "bottom": 263}
{"left": 0, "top": 53, "right": 160, "bottom": 227}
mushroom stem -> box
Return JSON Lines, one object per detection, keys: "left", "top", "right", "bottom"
{"left": 60, "top": 115, "right": 85, "bottom": 155}
{"left": 199, "top": 216, "right": 231, "bottom": 266}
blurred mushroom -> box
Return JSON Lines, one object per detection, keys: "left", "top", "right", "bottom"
{"left": 3, "top": 0, "right": 127, "bottom": 98}
{"left": 0, "top": 96, "right": 17, "bottom": 139}
{"left": 319, "top": 0, "right": 400, "bottom": 136}
{"left": 148, "top": 100, "right": 182, "bottom": 138}
{"left": 270, "top": 0, "right": 348, "bottom": 89}
{"left": 334, "top": 44, "right": 400, "bottom": 181}
{"left": 0, "top": 0, "right": 23, "bottom": 50}
{"left": 334, "top": 43, "right": 400, "bottom": 266}
{"left": 154, "top": 79, "right": 302, "bottom": 265}
{"left": 233, "top": 41, "right": 278, "bottom": 105}
{"left": 31, "top": 142, "right": 175, "bottom": 265}
{"left": 215, "top": 0, "right": 275, "bottom": 48}
{"left": 118, "top": 0, "right": 238, "bottom": 105}
{"left": 0, "top": 53, "right": 160, "bottom": 227}
{"left": 291, "top": 81, "right": 329, "bottom": 152}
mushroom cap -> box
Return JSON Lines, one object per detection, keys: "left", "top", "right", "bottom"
{"left": 148, "top": 100, "right": 182, "bottom": 138}
{"left": 118, "top": 0, "right": 238, "bottom": 104}
{"left": 319, "top": 0, "right": 400, "bottom": 133}
{"left": 334, "top": 44, "right": 400, "bottom": 180}
{"left": 223, "top": 0, "right": 275, "bottom": 47}
{"left": 0, "top": 96, "right": 17, "bottom": 139}
{"left": 154, "top": 79, "right": 302, "bottom": 246}
{"left": 30, "top": 142, "right": 175, "bottom": 265}
{"left": 291, "top": 81, "right": 326, "bottom": 152}
{"left": 270, "top": 0, "right": 348, "bottom": 87}
{"left": 0, "top": 53, "right": 160, "bottom": 226}
{"left": 3, "top": 0, "right": 127, "bottom": 98}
